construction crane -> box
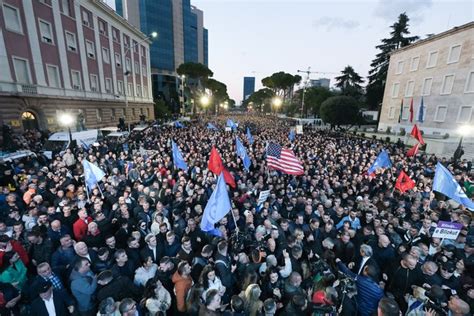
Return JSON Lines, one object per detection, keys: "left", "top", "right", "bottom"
{"left": 297, "top": 67, "right": 337, "bottom": 118}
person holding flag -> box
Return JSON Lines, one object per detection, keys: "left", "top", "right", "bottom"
{"left": 235, "top": 137, "right": 251, "bottom": 172}
{"left": 172, "top": 141, "right": 188, "bottom": 171}
{"left": 200, "top": 173, "right": 232, "bottom": 236}
{"left": 288, "top": 129, "right": 295, "bottom": 142}
{"left": 82, "top": 159, "right": 106, "bottom": 191}
{"left": 246, "top": 127, "right": 254, "bottom": 145}
{"left": 367, "top": 150, "right": 392, "bottom": 176}
{"left": 433, "top": 162, "right": 474, "bottom": 211}
{"left": 395, "top": 171, "right": 416, "bottom": 193}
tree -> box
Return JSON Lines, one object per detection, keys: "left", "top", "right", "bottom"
{"left": 261, "top": 72, "right": 301, "bottom": 103}
{"left": 335, "top": 66, "right": 364, "bottom": 98}
{"left": 177, "top": 62, "right": 214, "bottom": 114}
{"left": 366, "top": 13, "right": 419, "bottom": 110}
{"left": 243, "top": 88, "right": 274, "bottom": 113}
{"left": 293, "top": 87, "right": 335, "bottom": 117}
{"left": 206, "top": 78, "right": 229, "bottom": 114}
{"left": 320, "top": 96, "right": 362, "bottom": 129}
{"left": 154, "top": 99, "right": 171, "bottom": 118}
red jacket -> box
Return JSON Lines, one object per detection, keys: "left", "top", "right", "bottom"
{"left": 73, "top": 217, "right": 93, "bottom": 241}
{"left": 0, "top": 240, "right": 29, "bottom": 267}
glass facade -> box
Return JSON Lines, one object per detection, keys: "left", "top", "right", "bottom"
{"left": 183, "top": 0, "right": 198, "bottom": 63}
{"left": 203, "top": 28, "right": 208, "bottom": 66}
{"left": 243, "top": 77, "right": 255, "bottom": 101}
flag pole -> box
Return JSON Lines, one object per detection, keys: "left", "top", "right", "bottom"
{"left": 85, "top": 183, "right": 91, "bottom": 203}
{"left": 97, "top": 184, "right": 105, "bottom": 199}
{"left": 230, "top": 206, "right": 239, "bottom": 233}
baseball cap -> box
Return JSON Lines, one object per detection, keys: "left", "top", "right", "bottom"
{"left": 35, "top": 280, "right": 52, "bottom": 294}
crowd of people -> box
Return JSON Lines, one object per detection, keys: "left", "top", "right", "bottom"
{"left": 0, "top": 114, "right": 472, "bottom": 316}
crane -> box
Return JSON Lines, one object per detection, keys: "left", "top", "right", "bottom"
{"left": 297, "top": 67, "right": 337, "bottom": 118}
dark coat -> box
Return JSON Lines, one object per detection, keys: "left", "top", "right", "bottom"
{"left": 30, "top": 290, "right": 74, "bottom": 316}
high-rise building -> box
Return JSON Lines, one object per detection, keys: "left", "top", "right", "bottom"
{"left": 115, "top": 0, "right": 208, "bottom": 109}
{"left": 0, "top": 0, "right": 154, "bottom": 132}
{"left": 309, "top": 78, "right": 330, "bottom": 89}
{"left": 243, "top": 77, "right": 255, "bottom": 101}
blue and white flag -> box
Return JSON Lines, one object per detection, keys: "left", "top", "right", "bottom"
{"left": 80, "top": 140, "right": 90, "bottom": 151}
{"left": 207, "top": 123, "right": 218, "bottom": 131}
{"left": 289, "top": 129, "right": 295, "bottom": 142}
{"left": 433, "top": 162, "right": 474, "bottom": 211}
{"left": 172, "top": 141, "right": 188, "bottom": 171}
{"left": 236, "top": 137, "right": 251, "bottom": 172}
{"left": 246, "top": 127, "right": 254, "bottom": 145}
{"left": 226, "top": 119, "right": 237, "bottom": 131}
{"left": 200, "top": 173, "right": 232, "bottom": 235}
{"left": 175, "top": 121, "right": 184, "bottom": 128}
{"left": 82, "top": 159, "right": 106, "bottom": 190}
{"left": 367, "top": 150, "right": 392, "bottom": 175}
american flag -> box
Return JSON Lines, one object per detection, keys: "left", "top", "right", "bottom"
{"left": 266, "top": 142, "right": 304, "bottom": 175}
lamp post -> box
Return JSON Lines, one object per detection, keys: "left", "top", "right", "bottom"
{"left": 123, "top": 32, "right": 157, "bottom": 131}
{"left": 454, "top": 125, "right": 472, "bottom": 161}
{"left": 58, "top": 113, "right": 74, "bottom": 149}
{"left": 200, "top": 95, "right": 210, "bottom": 115}
{"left": 272, "top": 97, "right": 282, "bottom": 114}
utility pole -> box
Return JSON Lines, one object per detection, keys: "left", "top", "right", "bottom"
{"left": 297, "top": 67, "right": 336, "bottom": 118}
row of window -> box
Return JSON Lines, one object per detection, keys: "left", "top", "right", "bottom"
{"left": 57, "top": 107, "right": 150, "bottom": 123}
{"left": 11, "top": 56, "right": 149, "bottom": 98}
{"left": 388, "top": 104, "right": 473, "bottom": 124}
{"left": 395, "top": 44, "right": 463, "bottom": 74}
{"left": 391, "top": 71, "right": 474, "bottom": 98}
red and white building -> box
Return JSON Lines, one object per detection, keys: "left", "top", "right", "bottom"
{"left": 0, "top": 0, "right": 154, "bottom": 131}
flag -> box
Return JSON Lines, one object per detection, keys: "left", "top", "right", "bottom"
{"left": 226, "top": 119, "right": 237, "bottom": 131}
{"left": 398, "top": 99, "right": 403, "bottom": 123}
{"left": 433, "top": 162, "right": 474, "bottom": 211}
{"left": 406, "top": 143, "right": 420, "bottom": 157}
{"left": 172, "top": 141, "right": 188, "bottom": 171}
{"left": 395, "top": 171, "right": 416, "bottom": 193}
{"left": 80, "top": 140, "right": 90, "bottom": 151}
{"left": 236, "top": 137, "right": 251, "bottom": 171}
{"left": 289, "top": 129, "right": 295, "bottom": 142}
{"left": 82, "top": 159, "right": 106, "bottom": 190}
{"left": 418, "top": 97, "right": 424, "bottom": 123}
{"left": 207, "top": 123, "right": 218, "bottom": 131}
{"left": 410, "top": 125, "right": 425, "bottom": 145}
{"left": 208, "top": 146, "right": 236, "bottom": 188}
{"left": 266, "top": 142, "right": 304, "bottom": 175}
{"left": 409, "top": 98, "right": 414, "bottom": 123}
{"left": 367, "top": 150, "right": 392, "bottom": 175}
{"left": 200, "top": 173, "right": 232, "bottom": 235}
{"left": 175, "top": 121, "right": 184, "bottom": 128}
{"left": 246, "top": 127, "right": 254, "bottom": 145}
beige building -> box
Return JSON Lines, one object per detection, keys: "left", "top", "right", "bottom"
{"left": 378, "top": 22, "right": 474, "bottom": 158}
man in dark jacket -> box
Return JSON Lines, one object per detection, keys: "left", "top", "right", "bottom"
{"left": 214, "top": 241, "right": 235, "bottom": 300}
{"left": 96, "top": 270, "right": 141, "bottom": 302}
{"left": 31, "top": 280, "right": 75, "bottom": 316}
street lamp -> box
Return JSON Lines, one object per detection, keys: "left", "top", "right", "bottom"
{"left": 123, "top": 31, "right": 158, "bottom": 131}
{"left": 58, "top": 113, "right": 74, "bottom": 149}
{"left": 200, "top": 95, "right": 210, "bottom": 107}
{"left": 272, "top": 97, "right": 282, "bottom": 114}
{"left": 454, "top": 125, "right": 473, "bottom": 161}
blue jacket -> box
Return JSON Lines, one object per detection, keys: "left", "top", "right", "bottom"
{"left": 69, "top": 270, "right": 97, "bottom": 312}
{"left": 337, "top": 261, "right": 384, "bottom": 316}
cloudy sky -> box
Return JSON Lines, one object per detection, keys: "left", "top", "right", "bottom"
{"left": 107, "top": 0, "right": 473, "bottom": 103}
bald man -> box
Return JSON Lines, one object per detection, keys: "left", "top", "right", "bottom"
{"left": 447, "top": 296, "right": 470, "bottom": 316}
{"left": 373, "top": 234, "right": 396, "bottom": 273}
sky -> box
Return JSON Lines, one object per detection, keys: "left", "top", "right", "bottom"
{"left": 106, "top": 0, "right": 473, "bottom": 103}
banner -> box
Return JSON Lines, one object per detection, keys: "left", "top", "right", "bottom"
{"left": 257, "top": 190, "right": 271, "bottom": 206}
{"left": 432, "top": 221, "right": 463, "bottom": 240}
{"left": 296, "top": 125, "right": 303, "bottom": 134}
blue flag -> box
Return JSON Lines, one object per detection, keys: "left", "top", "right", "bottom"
{"left": 236, "top": 137, "right": 251, "bottom": 172}
{"left": 172, "top": 141, "right": 188, "bottom": 171}
{"left": 433, "top": 162, "right": 474, "bottom": 211}
{"left": 226, "top": 119, "right": 237, "bottom": 131}
{"left": 175, "top": 121, "right": 184, "bottom": 128}
{"left": 289, "top": 129, "right": 295, "bottom": 142}
{"left": 418, "top": 97, "right": 424, "bottom": 123}
{"left": 367, "top": 150, "right": 392, "bottom": 175}
{"left": 82, "top": 159, "right": 106, "bottom": 190}
{"left": 246, "top": 127, "right": 254, "bottom": 145}
{"left": 200, "top": 173, "right": 232, "bottom": 235}
{"left": 207, "top": 123, "right": 218, "bottom": 131}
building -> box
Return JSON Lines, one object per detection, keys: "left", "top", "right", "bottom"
{"left": 115, "top": 0, "right": 208, "bottom": 110}
{"left": 378, "top": 22, "right": 474, "bottom": 158}
{"left": 309, "top": 78, "right": 330, "bottom": 89}
{"left": 243, "top": 76, "right": 255, "bottom": 101}
{"left": 0, "top": 0, "right": 154, "bottom": 132}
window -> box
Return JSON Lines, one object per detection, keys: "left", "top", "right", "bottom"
{"left": 410, "top": 56, "right": 420, "bottom": 71}
{"left": 112, "top": 28, "right": 118, "bottom": 42}
{"left": 391, "top": 82, "right": 400, "bottom": 98}
{"left": 447, "top": 44, "right": 462, "bottom": 64}
{"left": 102, "top": 47, "right": 110, "bottom": 64}
{"left": 402, "top": 106, "right": 409, "bottom": 120}
{"left": 96, "top": 109, "right": 102, "bottom": 122}
{"left": 141, "top": 45, "right": 146, "bottom": 57}
{"left": 405, "top": 80, "right": 415, "bottom": 97}
{"left": 457, "top": 106, "right": 472, "bottom": 123}
{"left": 434, "top": 106, "right": 447, "bottom": 122}
{"left": 136, "top": 84, "right": 141, "bottom": 97}
{"left": 115, "top": 53, "right": 121, "bottom": 67}
{"left": 46, "top": 64, "right": 60, "bottom": 88}
{"left": 126, "top": 58, "right": 131, "bottom": 71}
{"left": 133, "top": 41, "right": 138, "bottom": 53}
{"left": 388, "top": 107, "right": 395, "bottom": 119}
{"left": 142, "top": 65, "right": 146, "bottom": 77}
{"left": 143, "top": 87, "right": 148, "bottom": 98}
{"left": 134, "top": 62, "right": 139, "bottom": 74}
{"left": 85, "top": 40, "right": 95, "bottom": 59}
{"left": 12, "top": 57, "right": 31, "bottom": 84}
{"left": 421, "top": 77, "right": 433, "bottom": 96}
{"left": 118, "top": 80, "right": 124, "bottom": 95}
{"left": 105, "top": 78, "right": 112, "bottom": 93}
{"left": 71, "top": 70, "right": 81, "bottom": 89}
{"left": 38, "top": 0, "right": 52, "bottom": 5}
{"left": 465, "top": 71, "right": 474, "bottom": 93}
{"left": 396, "top": 61, "right": 404, "bottom": 74}
{"left": 90, "top": 74, "right": 98, "bottom": 91}
{"left": 82, "top": 10, "right": 90, "bottom": 27}
{"left": 61, "top": 0, "right": 70, "bottom": 16}
{"left": 427, "top": 51, "right": 438, "bottom": 68}
{"left": 98, "top": 20, "right": 107, "bottom": 36}
{"left": 39, "top": 20, "right": 53, "bottom": 44}
{"left": 3, "top": 4, "right": 23, "bottom": 34}
{"left": 65, "top": 32, "right": 76, "bottom": 52}
{"left": 441, "top": 74, "right": 455, "bottom": 95}
{"left": 127, "top": 83, "right": 132, "bottom": 96}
